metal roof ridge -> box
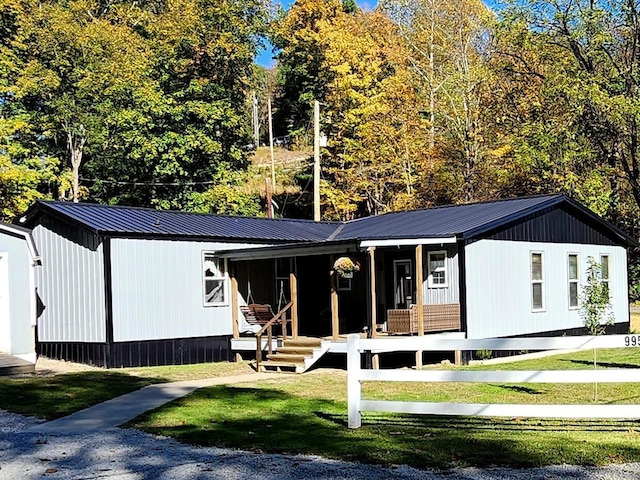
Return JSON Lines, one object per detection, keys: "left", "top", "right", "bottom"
{"left": 343, "top": 193, "right": 564, "bottom": 221}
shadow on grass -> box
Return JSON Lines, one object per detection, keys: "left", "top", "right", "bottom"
{"left": 131, "top": 385, "right": 640, "bottom": 469}
{"left": 0, "top": 371, "right": 166, "bottom": 420}
{"left": 497, "top": 385, "right": 543, "bottom": 395}
{"left": 562, "top": 359, "right": 640, "bottom": 369}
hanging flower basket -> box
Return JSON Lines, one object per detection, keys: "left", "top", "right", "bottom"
{"left": 333, "top": 256, "right": 360, "bottom": 278}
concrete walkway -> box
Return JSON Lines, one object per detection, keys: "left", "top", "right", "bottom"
{"left": 24, "top": 373, "right": 273, "bottom": 434}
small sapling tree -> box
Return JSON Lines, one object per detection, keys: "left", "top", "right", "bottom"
{"left": 580, "top": 256, "right": 615, "bottom": 401}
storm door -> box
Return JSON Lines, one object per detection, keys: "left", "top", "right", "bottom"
{"left": 393, "top": 259, "right": 413, "bottom": 309}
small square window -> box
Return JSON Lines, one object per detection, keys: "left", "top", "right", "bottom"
{"left": 203, "top": 253, "right": 227, "bottom": 306}
{"left": 427, "top": 251, "right": 447, "bottom": 288}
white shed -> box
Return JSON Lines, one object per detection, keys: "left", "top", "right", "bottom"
{"left": 0, "top": 221, "right": 41, "bottom": 363}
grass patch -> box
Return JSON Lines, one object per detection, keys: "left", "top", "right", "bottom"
{"left": 120, "top": 360, "right": 253, "bottom": 382}
{"left": 631, "top": 311, "right": 640, "bottom": 333}
{"left": 0, "top": 361, "right": 252, "bottom": 420}
{"left": 0, "top": 372, "right": 158, "bottom": 420}
{"left": 130, "top": 350, "right": 640, "bottom": 469}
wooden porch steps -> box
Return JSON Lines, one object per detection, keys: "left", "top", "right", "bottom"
{"left": 258, "top": 337, "right": 329, "bottom": 374}
{"left": 0, "top": 354, "right": 35, "bottom": 376}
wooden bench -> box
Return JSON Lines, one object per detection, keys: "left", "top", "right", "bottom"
{"left": 240, "top": 304, "right": 275, "bottom": 328}
{"left": 386, "top": 303, "right": 461, "bottom": 334}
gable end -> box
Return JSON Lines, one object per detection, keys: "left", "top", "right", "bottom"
{"left": 474, "top": 206, "right": 621, "bottom": 246}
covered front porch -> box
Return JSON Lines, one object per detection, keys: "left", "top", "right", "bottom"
{"left": 221, "top": 238, "right": 464, "bottom": 372}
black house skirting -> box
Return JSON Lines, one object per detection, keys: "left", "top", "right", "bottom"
{"left": 38, "top": 335, "right": 233, "bottom": 368}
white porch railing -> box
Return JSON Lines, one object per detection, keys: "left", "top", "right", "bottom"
{"left": 341, "top": 333, "right": 640, "bottom": 428}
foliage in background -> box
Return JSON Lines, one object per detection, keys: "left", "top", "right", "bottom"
{"left": 0, "top": 0, "right": 270, "bottom": 217}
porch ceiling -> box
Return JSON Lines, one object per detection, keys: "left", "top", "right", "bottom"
{"left": 216, "top": 240, "right": 361, "bottom": 260}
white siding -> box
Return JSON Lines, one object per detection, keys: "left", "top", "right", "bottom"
{"left": 0, "top": 235, "right": 35, "bottom": 355}
{"left": 110, "top": 238, "right": 257, "bottom": 342}
{"left": 465, "top": 240, "right": 629, "bottom": 339}
{"left": 34, "top": 223, "right": 106, "bottom": 343}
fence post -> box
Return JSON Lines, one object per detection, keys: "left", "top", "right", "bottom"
{"left": 347, "top": 333, "right": 362, "bottom": 428}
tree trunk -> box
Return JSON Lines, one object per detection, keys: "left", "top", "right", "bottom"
{"left": 65, "top": 123, "right": 87, "bottom": 203}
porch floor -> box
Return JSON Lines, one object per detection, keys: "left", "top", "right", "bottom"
{"left": 231, "top": 330, "right": 465, "bottom": 350}
{"left": 0, "top": 353, "right": 35, "bottom": 375}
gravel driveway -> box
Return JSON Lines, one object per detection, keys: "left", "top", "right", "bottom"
{"left": 2, "top": 409, "right": 640, "bottom": 479}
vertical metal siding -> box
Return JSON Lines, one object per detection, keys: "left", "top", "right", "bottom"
{"left": 33, "top": 219, "right": 106, "bottom": 343}
{"left": 422, "top": 245, "right": 460, "bottom": 304}
{"left": 110, "top": 238, "right": 257, "bottom": 342}
{"left": 487, "top": 208, "right": 618, "bottom": 245}
{"left": 0, "top": 235, "right": 34, "bottom": 355}
{"left": 465, "top": 240, "right": 628, "bottom": 338}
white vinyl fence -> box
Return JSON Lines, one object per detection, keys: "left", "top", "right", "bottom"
{"left": 337, "top": 333, "right": 640, "bottom": 428}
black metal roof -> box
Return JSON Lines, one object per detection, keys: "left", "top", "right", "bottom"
{"left": 24, "top": 201, "right": 341, "bottom": 243}
{"left": 333, "top": 195, "right": 565, "bottom": 241}
{"left": 20, "top": 194, "right": 637, "bottom": 247}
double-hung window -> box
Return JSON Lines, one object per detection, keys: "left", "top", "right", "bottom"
{"left": 568, "top": 254, "right": 579, "bottom": 309}
{"left": 427, "top": 251, "right": 447, "bottom": 288}
{"left": 600, "top": 254, "right": 610, "bottom": 300}
{"left": 203, "top": 253, "right": 227, "bottom": 306}
{"left": 531, "top": 252, "right": 544, "bottom": 311}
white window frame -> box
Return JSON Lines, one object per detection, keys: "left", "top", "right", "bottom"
{"left": 202, "top": 252, "right": 228, "bottom": 307}
{"left": 568, "top": 253, "right": 579, "bottom": 310}
{"left": 427, "top": 250, "right": 448, "bottom": 288}
{"left": 531, "top": 251, "right": 545, "bottom": 312}
{"left": 600, "top": 254, "right": 610, "bottom": 300}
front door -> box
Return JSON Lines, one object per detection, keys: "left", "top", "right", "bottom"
{"left": 393, "top": 259, "right": 413, "bottom": 309}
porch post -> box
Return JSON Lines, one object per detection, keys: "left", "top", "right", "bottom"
{"left": 230, "top": 266, "right": 242, "bottom": 362}
{"left": 330, "top": 255, "right": 340, "bottom": 340}
{"left": 290, "top": 258, "right": 298, "bottom": 339}
{"left": 368, "top": 247, "right": 379, "bottom": 369}
{"left": 415, "top": 244, "right": 425, "bottom": 335}
{"left": 415, "top": 244, "right": 425, "bottom": 369}
{"left": 368, "top": 247, "right": 377, "bottom": 338}
{"left": 231, "top": 269, "right": 239, "bottom": 339}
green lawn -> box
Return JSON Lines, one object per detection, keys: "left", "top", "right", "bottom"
{"left": 0, "top": 361, "right": 252, "bottom": 420}
{"left": 129, "top": 349, "right": 640, "bottom": 469}
{"left": 3, "top": 351, "right": 640, "bottom": 468}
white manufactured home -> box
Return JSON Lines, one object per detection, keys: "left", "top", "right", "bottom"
{"left": 19, "top": 195, "right": 637, "bottom": 368}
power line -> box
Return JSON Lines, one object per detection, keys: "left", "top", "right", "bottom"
{"left": 80, "top": 177, "right": 218, "bottom": 187}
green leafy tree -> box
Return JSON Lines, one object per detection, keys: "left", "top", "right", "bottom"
{"left": 2, "top": 0, "right": 155, "bottom": 202}
{"left": 87, "top": 0, "right": 270, "bottom": 210}
{"left": 498, "top": 0, "right": 640, "bottom": 230}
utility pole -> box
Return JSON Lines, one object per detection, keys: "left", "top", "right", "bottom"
{"left": 252, "top": 93, "right": 259, "bottom": 147}
{"left": 265, "top": 178, "right": 273, "bottom": 219}
{"left": 268, "top": 97, "right": 276, "bottom": 192}
{"left": 313, "top": 100, "right": 320, "bottom": 221}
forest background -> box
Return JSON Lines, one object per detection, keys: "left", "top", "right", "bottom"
{"left": 3, "top": 0, "right": 640, "bottom": 295}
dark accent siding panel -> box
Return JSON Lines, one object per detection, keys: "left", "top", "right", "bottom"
{"left": 512, "top": 321, "right": 630, "bottom": 338}
{"left": 457, "top": 240, "right": 468, "bottom": 333}
{"left": 39, "top": 215, "right": 102, "bottom": 250}
{"left": 38, "top": 342, "right": 110, "bottom": 367}
{"left": 38, "top": 336, "right": 233, "bottom": 368}
{"left": 483, "top": 207, "right": 619, "bottom": 246}
{"left": 109, "top": 335, "right": 233, "bottom": 368}
{"left": 103, "top": 238, "right": 114, "bottom": 347}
